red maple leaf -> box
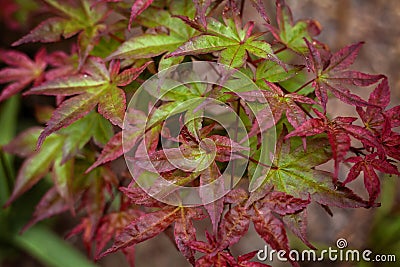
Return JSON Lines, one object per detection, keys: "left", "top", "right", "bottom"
{"left": 285, "top": 108, "right": 381, "bottom": 181}
{"left": 0, "top": 49, "right": 47, "bottom": 102}
{"left": 305, "top": 39, "right": 384, "bottom": 110}
{"left": 344, "top": 153, "right": 400, "bottom": 203}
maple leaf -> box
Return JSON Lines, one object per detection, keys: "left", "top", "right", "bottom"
{"left": 193, "top": 0, "right": 212, "bottom": 28}
{"left": 107, "top": 0, "right": 196, "bottom": 67}
{"left": 385, "top": 105, "right": 400, "bottom": 128}
{"left": 255, "top": 60, "right": 304, "bottom": 84}
{"left": 98, "top": 207, "right": 203, "bottom": 259}
{"left": 3, "top": 128, "right": 64, "bottom": 207}
{"left": 66, "top": 201, "right": 142, "bottom": 264}
{"left": 3, "top": 112, "right": 113, "bottom": 207}
{"left": 247, "top": 190, "right": 310, "bottom": 261}
{"left": 232, "top": 81, "right": 315, "bottom": 138}
{"left": 378, "top": 118, "right": 400, "bottom": 161}
{"left": 26, "top": 57, "right": 148, "bottom": 147}
{"left": 200, "top": 162, "right": 225, "bottom": 234}
{"left": 251, "top": 129, "right": 370, "bottom": 208}
{"left": 86, "top": 108, "right": 149, "bottom": 172}
{"left": 189, "top": 232, "right": 237, "bottom": 266}
{"left": 355, "top": 77, "right": 400, "bottom": 131}
{"left": 252, "top": 208, "right": 297, "bottom": 267}
{"left": 0, "top": 48, "right": 46, "bottom": 102}
{"left": 21, "top": 188, "right": 69, "bottom": 232}
{"left": 354, "top": 78, "right": 400, "bottom": 160}
{"left": 344, "top": 153, "right": 400, "bottom": 203}
{"left": 166, "top": 14, "right": 278, "bottom": 68}
{"left": 120, "top": 185, "right": 165, "bottom": 207}
{"left": 305, "top": 39, "right": 384, "bottom": 109}
{"left": 129, "top": 0, "right": 154, "bottom": 30}
{"left": 255, "top": 191, "right": 311, "bottom": 216}
{"left": 12, "top": 0, "right": 109, "bottom": 64}
{"left": 265, "top": 0, "right": 321, "bottom": 54}
{"left": 285, "top": 109, "right": 382, "bottom": 180}
{"left": 94, "top": 209, "right": 142, "bottom": 259}
{"left": 45, "top": 49, "right": 79, "bottom": 82}
{"left": 356, "top": 79, "right": 388, "bottom": 133}
{"left": 174, "top": 207, "right": 204, "bottom": 265}
{"left": 216, "top": 205, "right": 250, "bottom": 251}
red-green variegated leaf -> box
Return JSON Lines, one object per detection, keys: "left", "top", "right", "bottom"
{"left": 26, "top": 75, "right": 105, "bottom": 96}
{"left": 86, "top": 131, "right": 123, "bottom": 173}
{"left": 12, "top": 0, "right": 108, "bottom": 63}
{"left": 12, "top": 17, "right": 81, "bottom": 46}
{"left": 167, "top": 16, "right": 276, "bottom": 68}
{"left": 385, "top": 105, "right": 400, "bottom": 128}
{"left": 257, "top": 191, "right": 310, "bottom": 216}
{"left": 98, "top": 87, "right": 126, "bottom": 127}
{"left": 114, "top": 62, "right": 150, "bottom": 86}
{"left": 174, "top": 208, "right": 203, "bottom": 265}
{"left": 3, "top": 127, "right": 42, "bottom": 157}
{"left": 258, "top": 133, "right": 370, "bottom": 208}
{"left": 120, "top": 186, "right": 164, "bottom": 207}
{"left": 129, "top": 0, "right": 154, "bottom": 30}
{"left": 98, "top": 207, "right": 180, "bottom": 258}
{"left": 217, "top": 205, "right": 250, "bottom": 250}
{"left": 200, "top": 162, "right": 224, "bottom": 234}
{"left": 5, "top": 134, "right": 64, "bottom": 206}
{"left": 38, "top": 92, "right": 99, "bottom": 148}
{"left": 252, "top": 208, "right": 298, "bottom": 267}
{"left": 51, "top": 157, "right": 74, "bottom": 210}
{"left": 21, "top": 188, "right": 68, "bottom": 232}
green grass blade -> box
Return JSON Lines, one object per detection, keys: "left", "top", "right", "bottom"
{"left": 13, "top": 225, "right": 99, "bottom": 267}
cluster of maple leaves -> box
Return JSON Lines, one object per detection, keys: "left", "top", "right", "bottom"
{"left": 0, "top": 0, "right": 399, "bottom": 266}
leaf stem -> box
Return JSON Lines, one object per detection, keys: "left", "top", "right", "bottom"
{"left": 234, "top": 151, "right": 273, "bottom": 169}
{"left": 109, "top": 33, "right": 124, "bottom": 43}
{"left": 293, "top": 79, "right": 314, "bottom": 93}
{"left": 273, "top": 45, "right": 288, "bottom": 54}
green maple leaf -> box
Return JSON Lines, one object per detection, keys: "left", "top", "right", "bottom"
{"left": 166, "top": 16, "right": 276, "bottom": 68}
{"left": 26, "top": 57, "right": 147, "bottom": 147}
{"left": 249, "top": 128, "right": 369, "bottom": 208}
{"left": 13, "top": 0, "right": 109, "bottom": 64}
{"left": 107, "top": 0, "right": 196, "bottom": 69}
{"left": 266, "top": 0, "right": 320, "bottom": 54}
{"left": 255, "top": 60, "right": 304, "bottom": 84}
